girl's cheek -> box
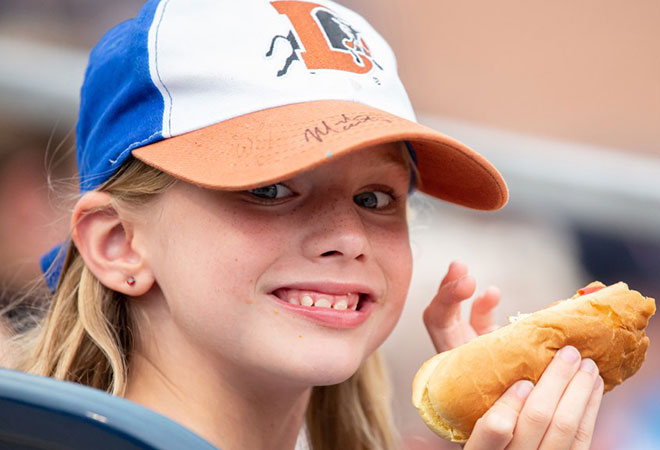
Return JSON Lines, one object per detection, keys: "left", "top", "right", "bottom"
{"left": 377, "top": 236, "right": 412, "bottom": 316}
{"left": 378, "top": 226, "right": 412, "bottom": 271}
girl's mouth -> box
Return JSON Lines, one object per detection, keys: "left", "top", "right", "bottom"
{"left": 271, "top": 288, "right": 366, "bottom": 310}
{"left": 268, "top": 287, "right": 376, "bottom": 328}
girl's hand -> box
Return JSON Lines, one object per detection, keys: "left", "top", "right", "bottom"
{"left": 464, "top": 346, "right": 605, "bottom": 450}
{"left": 423, "top": 261, "right": 501, "bottom": 353}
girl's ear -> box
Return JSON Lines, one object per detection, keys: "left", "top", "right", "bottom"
{"left": 71, "top": 191, "right": 154, "bottom": 296}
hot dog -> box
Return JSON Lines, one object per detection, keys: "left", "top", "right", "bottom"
{"left": 411, "top": 282, "right": 656, "bottom": 443}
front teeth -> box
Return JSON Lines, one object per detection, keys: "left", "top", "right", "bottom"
{"left": 282, "top": 292, "right": 360, "bottom": 310}
{"left": 333, "top": 299, "right": 348, "bottom": 310}
{"left": 314, "top": 298, "right": 332, "bottom": 308}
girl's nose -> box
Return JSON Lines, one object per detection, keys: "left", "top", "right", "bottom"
{"left": 300, "top": 199, "right": 369, "bottom": 263}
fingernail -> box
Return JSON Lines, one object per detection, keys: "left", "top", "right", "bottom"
{"left": 558, "top": 346, "right": 580, "bottom": 363}
{"left": 594, "top": 376, "right": 604, "bottom": 391}
{"left": 515, "top": 380, "right": 534, "bottom": 399}
{"left": 451, "top": 275, "right": 469, "bottom": 290}
{"left": 485, "top": 285, "right": 501, "bottom": 297}
{"left": 579, "top": 358, "right": 597, "bottom": 374}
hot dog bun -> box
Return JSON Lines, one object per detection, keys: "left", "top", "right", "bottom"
{"left": 411, "top": 282, "right": 656, "bottom": 443}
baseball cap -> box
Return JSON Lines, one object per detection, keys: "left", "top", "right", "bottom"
{"left": 42, "top": 0, "right": 508, "bottom": 290}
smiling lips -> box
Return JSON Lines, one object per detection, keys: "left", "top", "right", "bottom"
{"left": 268, "top": 284, "right": 376, "bottom": 328}
{"left": 273, "top": 288, "right": 361, "bottom": 310}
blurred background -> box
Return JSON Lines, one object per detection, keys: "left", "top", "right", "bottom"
{"left": 1, "top": 1, "right": 658, "bottom": 449}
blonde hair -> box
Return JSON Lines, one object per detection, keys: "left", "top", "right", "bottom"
{"left": 12, "top": 159, "right": 176, "bottom": 394}
{"left": 9, "top": 154, "right": 410, "bottom": 449}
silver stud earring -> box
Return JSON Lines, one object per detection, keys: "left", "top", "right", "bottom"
{"left": 126, "top": 276, "right": 136, "bottom": 286}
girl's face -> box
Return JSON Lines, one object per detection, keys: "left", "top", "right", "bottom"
{"left": 134, "top": 143, "right": 413, "bottom": 386}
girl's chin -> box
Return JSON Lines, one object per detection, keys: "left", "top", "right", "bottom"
{"left": 299, "top": 372, "right": 358, "bottom": 388}
{"left": 271, "top": 358, "right": 365, "bottom": 387}
{"left": 307, "top": 361, "right": 368, "bottom": 386}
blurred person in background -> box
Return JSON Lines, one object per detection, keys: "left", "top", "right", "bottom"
{"left": 0, "top": 122, "right": 74, "bottom": 350}
{"left": 577, "top": 230, "right": 660, "bottom": 450}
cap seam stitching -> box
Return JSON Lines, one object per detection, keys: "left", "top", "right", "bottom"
{"left": 109, "top": 130, "right": 162, "bottom": 165}
{"left": 153, "top": 0, "right": 174, "bottom": 136}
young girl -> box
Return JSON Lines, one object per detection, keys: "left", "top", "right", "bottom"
{"left": 12, "top": 1, "right": 604, "bottom": 449}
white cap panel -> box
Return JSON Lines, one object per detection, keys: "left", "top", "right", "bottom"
{"left": 149, "top": 0, "right": 417, "bottom": 138}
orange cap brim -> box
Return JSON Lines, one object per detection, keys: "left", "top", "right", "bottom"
{"left": 132, "top": 100, "right": 508, "bottom": 210}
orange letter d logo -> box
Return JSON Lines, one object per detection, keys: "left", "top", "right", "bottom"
{"left": 269, "top": 1, "right": 378, "bottom": 75}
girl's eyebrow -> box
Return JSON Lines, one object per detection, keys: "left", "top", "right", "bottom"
{"left": 375, "top": 151, "right": 413, "bottom": 174}
{"left": 375, "top": 149, "right": 417, "bottom": 191}
{"left": 366, "top": 159, "right": 414, "bottom": 189}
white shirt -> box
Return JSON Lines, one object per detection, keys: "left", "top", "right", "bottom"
{"left": 294, "top": 423, "right": 310, "bottom": 450}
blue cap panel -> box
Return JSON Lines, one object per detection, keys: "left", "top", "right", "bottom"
{"left": 39, "top": 243, "right": 66, "bottom": 292}
{"left": 76, "top": 0, "right": 165, "bottom": 192}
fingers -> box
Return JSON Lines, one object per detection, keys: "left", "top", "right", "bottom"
{"left": 507, "top": 346, "right": 582, "bottom": 448}
{"left": 424, "top": 261, "right": 502, "bottom": 353}
{"left": 423, "top": 262, "right": 478, "bottom": 352}
{"left": 507, "top": 346, "right": 602, "bottom": 450}
{"left": 469, "top": 286, "right": 500, "bottom": 335}
{"left": 538, "top": 358, "right": 601, "bottom": 449}
{"left": 569, "top": 376, "right": 604, "bottom": 450}
{"left": 466, "top": 350, "right": 604, "bottom": 450}
{"left": 424, "top": 261, "right": 476, "bottom": 331}
{"left": 424, "top": 274, "right": 476, "bottom": 327}
{"left": 440, "top": 260, "right": 469, "bottom": 288}
{"left": 464, "top": 380, "right": 534, "bottom": 450}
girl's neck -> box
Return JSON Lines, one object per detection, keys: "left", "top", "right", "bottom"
{"left": 124, "top": 350, "right": 311, "bottom": 450}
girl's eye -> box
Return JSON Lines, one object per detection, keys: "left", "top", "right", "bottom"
{"left": 353, "top": 191, "right": 394, "bottom": 210}
{"left": 247, "top": 183, "right": 293, "bottom": 200}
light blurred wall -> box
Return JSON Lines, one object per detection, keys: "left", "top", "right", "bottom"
{"left": 343, "top": 0, "right": 660, "bottom": 155}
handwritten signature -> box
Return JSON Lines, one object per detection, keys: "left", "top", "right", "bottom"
{"left": 303, "top": 113, "right": 392, "bottom": 143}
